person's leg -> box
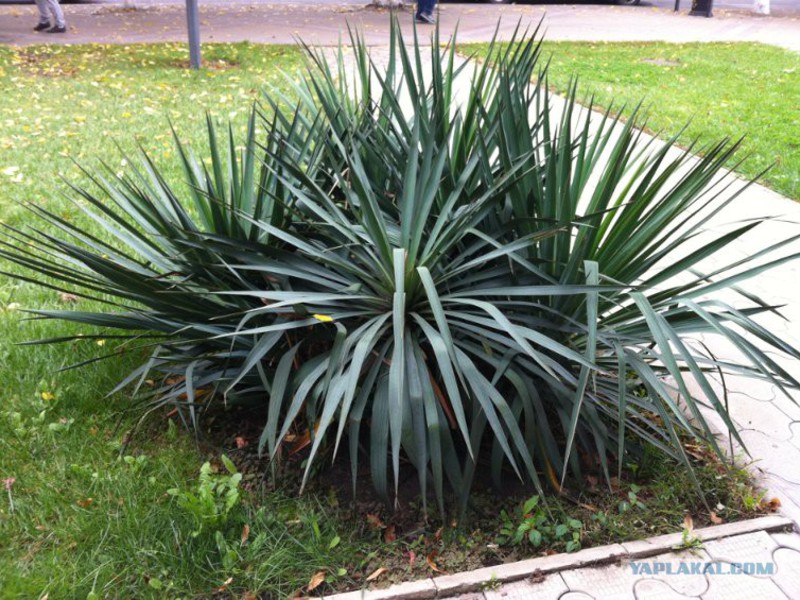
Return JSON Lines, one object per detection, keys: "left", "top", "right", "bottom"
{"left": 46, "top": 0, "right": 66, "bottom": 29}
{"left": 33, "top": 0, "right": 51, "bottom": 29}
{"left": 416, "top": 0, "right": 436, "bottom": 20}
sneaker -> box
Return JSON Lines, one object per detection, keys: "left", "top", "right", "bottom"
{"left": 415, "top": 12, "right": 436, "bottom": 24}
{"left": 45, "top": 25, "right": 67, "bottom": 34}
{"left": 33, "top": 22, "right": 51, "bottom": 32}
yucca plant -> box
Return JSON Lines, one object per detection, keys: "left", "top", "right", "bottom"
{"left": 2, "top": 20, "right": 798, "bottom": 516}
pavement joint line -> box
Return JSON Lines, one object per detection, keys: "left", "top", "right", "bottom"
{"left": 325, "top": 516, "right": 794, "bottom": 599}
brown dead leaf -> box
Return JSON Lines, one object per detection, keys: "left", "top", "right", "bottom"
{"left": 709, "top": 511, "right": 724, "bottom": 525}
{"left": 307, "top": 571, "right": 326, "bottom": 592}
{"left": 426, "top": 551, "right": 444, "bottom": 573}
{"left": 384, "top": 524, "right": 396, "bottom": 543}
{"left": 433, "top": 527, "right": 443, "bottom": 542}
{"left": 214, "top": 576, "right": 233, "bottom": 594}
{"left": 406, "top": 550, "right": 417, "bottom": 567}
{"left": 365, "top": 567, "right": 387, "bottom": 582}
{"left": 289, "top": 421, "right": 320, "bottom": 456}
{"left": 544, "top": 549, "right": 558, "bottom": 556}
{"left": 683, "top": 514, "right": 694, "bottom": 533}
{"left": 235, "top": 436, "right": 249, "bottom": 449}
{"left": 764, "top": 497, "right": 782, "bottom": 512}
{"left": 243, "top": 594, "right": 258, "bottom": 600}
{"left": 366, "top": 513, "right": 385, "bottom": 530}
{"left": 76, "top": 498, "right": 93, "bottom": 508}
{"left": 59, "top": 293, "right": 79, "bottom": 303}
{"left": 241, "top": 524, "right": 250, "bottom": 545}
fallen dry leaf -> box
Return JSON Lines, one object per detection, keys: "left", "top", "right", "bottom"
{"left": 683, "top": 514, "right": 694, "bottom": 533}
{"left": 214, "top": 576, "right": 233, "bottom": 594}
{"left": 406, "top": 550, "right": 417, "bottom": 567}
{"left": 426, "top": 551, "right": 444, "bottom": 573}
{"left": 76, "top": 498, "right": 93, "bottom": 508}
{"left": 366, "top": 513, "right": 385, "bottom": 530}
{"left": 241, "top": 523, "right": 250, "bottom": 545}
{"left": 307, "top": 571, "right": 326, "bottom": 592}
{"left": 235, "top": 436, "right": 249, "bottom": 449}
{"left": 365, "top": 567, "right": 387, "bottom": 582}
{"left": 384, "top": 524, "right": 396, "bottom": 543}
{"left": 709, "top": 511, "right": 724, "bottom": 525}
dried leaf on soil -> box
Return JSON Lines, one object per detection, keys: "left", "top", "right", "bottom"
{"left": 365, "top": 567, "right": 387, "bottom": 582}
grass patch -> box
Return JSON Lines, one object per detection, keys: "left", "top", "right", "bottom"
{"left": 0, "top": 41, "right": 366, "bottom": 599}
{"left": 0, "top": 40, "right": 780, "bottom": 598}
{"left": 462, "top": 41, "right": 800, "bottom": 199}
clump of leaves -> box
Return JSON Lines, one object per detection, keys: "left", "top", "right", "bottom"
{"left": 618, "top": 484, "right": 646, "bottom": 514}
{"left": 2, "top": 19, "right": 800, "bottom": 517}
{"left": 497, "top": 496, "right": 583, "bottom": 553}
{"left": 168, "top": 455, "right": 242, "bottom": 537}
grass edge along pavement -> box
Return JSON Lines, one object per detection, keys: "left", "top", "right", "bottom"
{"left": 327, "top": 515, "right": 795, "bottom": 600}
{"left": 2, "top": 25, "right": 800, "bottom": 599}
{"left": 461, "top": 40, "right": 800, "bottom": 201}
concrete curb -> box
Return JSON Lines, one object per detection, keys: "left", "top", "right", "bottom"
{"left": 325, "top": 515, "right": 794, "bottom": 599}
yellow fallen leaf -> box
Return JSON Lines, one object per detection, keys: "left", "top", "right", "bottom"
{"left": 307, "top": 570, "right": 326, "bottom": 591}
{"left": 313, "top": 314, "right": 333, "bottom": 322}
{"left": 365, "top": 567, "right": 387, "bottom": 582}
{"left": 41, "top": 392, "right": 55, "bottom": 401}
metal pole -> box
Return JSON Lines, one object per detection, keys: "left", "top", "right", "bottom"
{"left": 186, "top": 0, "right": 201, "bottom": 70}
{"left": 674, "top": 0, "right": 680, "bottom": 11}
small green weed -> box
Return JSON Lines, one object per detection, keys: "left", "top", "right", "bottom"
{"left": 618, "top": 484, "right": 647, "bottom": 514}
{"left": 497, "top": 496, "right": 583, "bottom": 553}
{"left": 673, "top": 517, "right": 704, "bottom": 552}
{"left": 168, "top": 455, "right": 242, "bottom": 537}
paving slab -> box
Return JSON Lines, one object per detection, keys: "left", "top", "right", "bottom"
{"left": 703, "top": 531, "right": 779, "bottom": 575}
{"left": 700, "top": 571, "right": 788, "bottom": 599}
{"left": 633, "top": 579, "right": 699, "bottom": 600}
{"left": 771, "top": 547, "right": 800, "bottom": 598}
{"left": 560, "top": 562, "right": 641, "bottom": 600}
{"left": 642, "top": 550, "right": 711, "bottom": 596}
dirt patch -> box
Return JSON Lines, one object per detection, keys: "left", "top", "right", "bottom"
{"left": 167, "top": 58, "right": 241, "bottom": 71}
{"left": 91, "top": 5, "right": 167, "bottom": 16}
{"left": 13, "top": 49, "right": 78, "bottom": 78}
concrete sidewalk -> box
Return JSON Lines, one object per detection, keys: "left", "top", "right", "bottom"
{"left": 1, "top": 2, "right": 799, "bottom": 51}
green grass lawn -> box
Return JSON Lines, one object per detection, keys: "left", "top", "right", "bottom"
{"left": 463, "top": 41, "right": 800, "bottom": 200}
{"left": 0, "top": 42, "right": 369, "bottom": 599}
{"left": 0, "top": 40, "right": 779, "bottom": 599}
